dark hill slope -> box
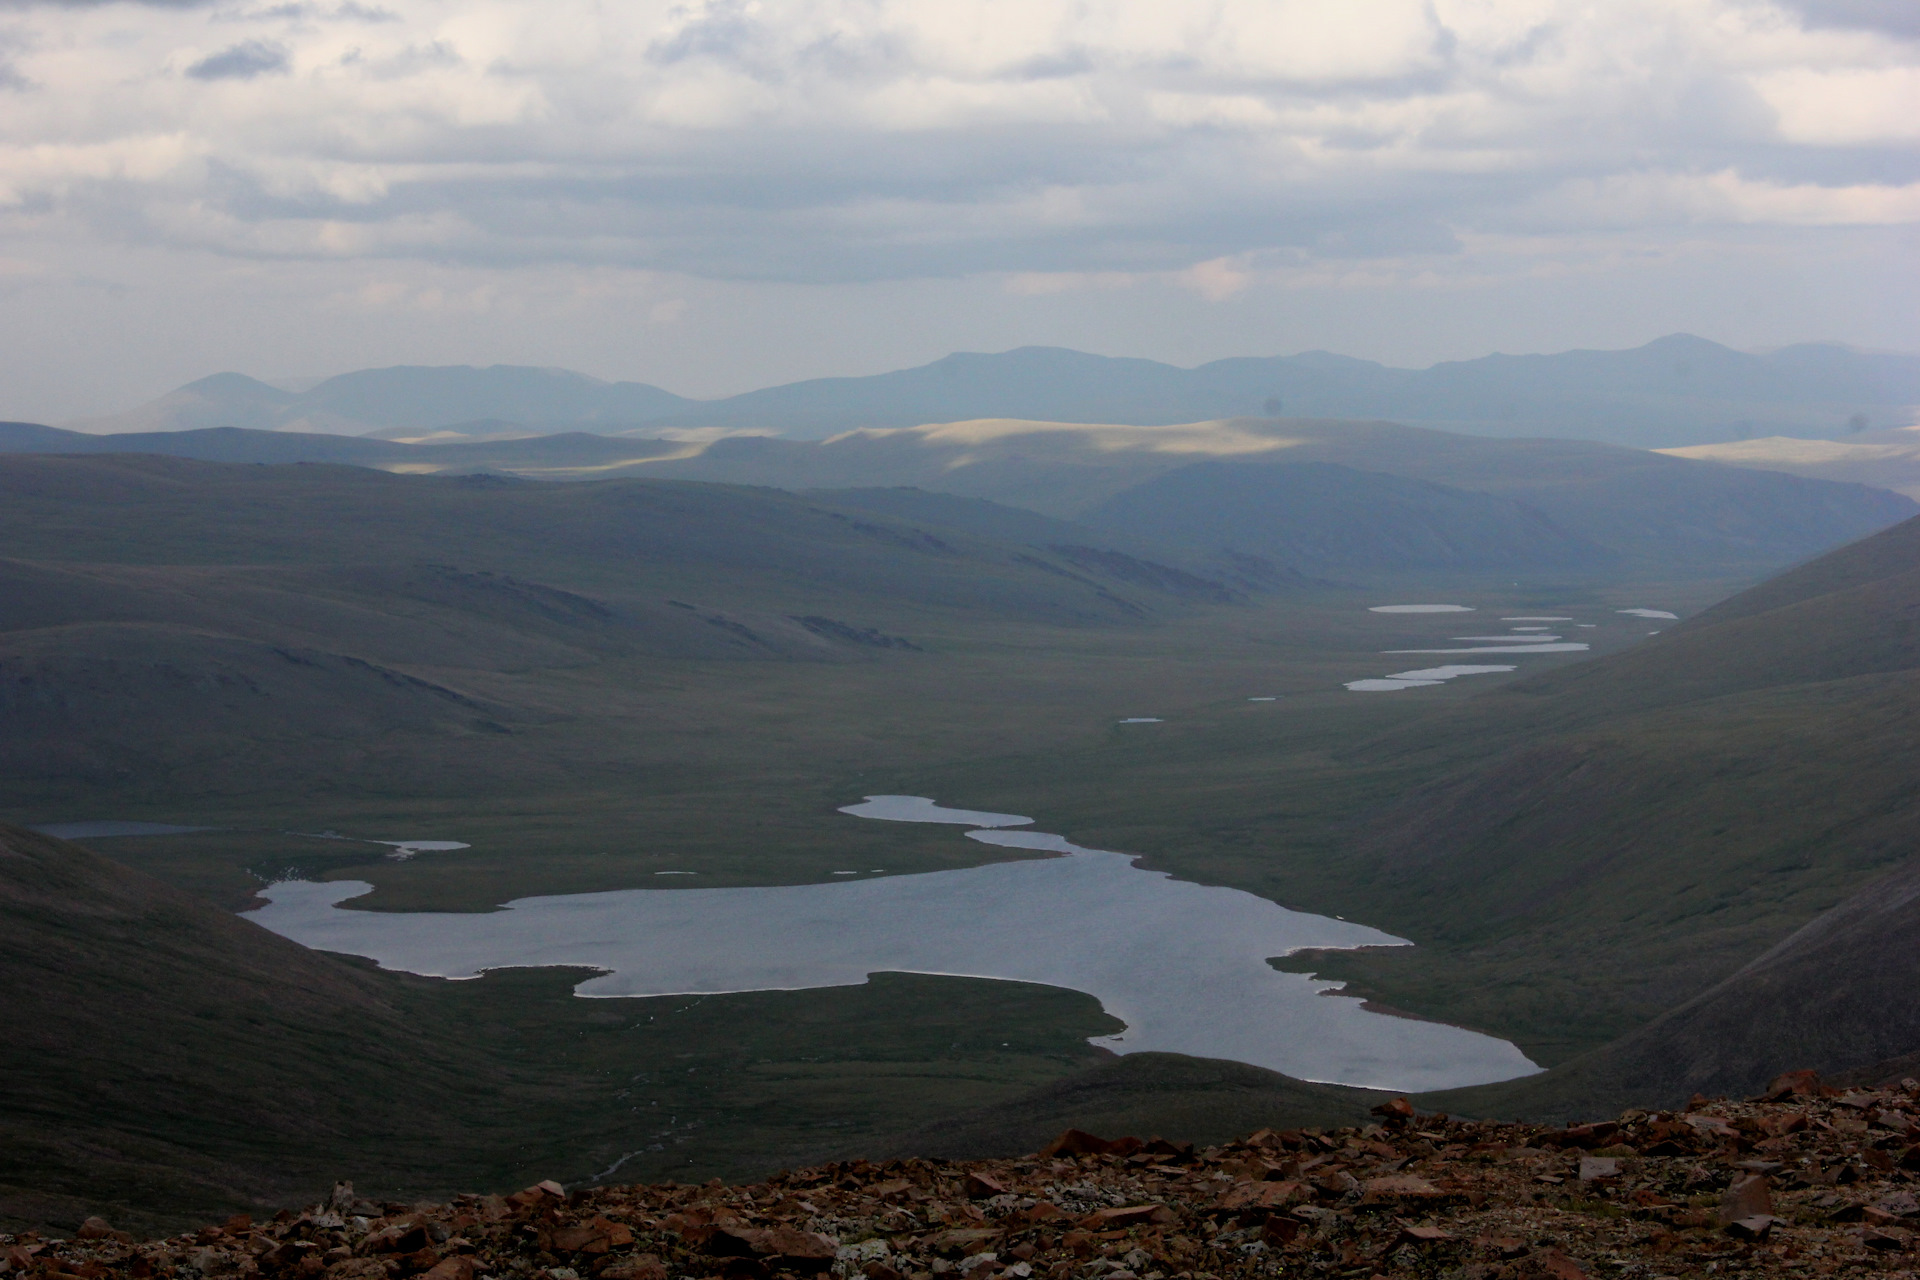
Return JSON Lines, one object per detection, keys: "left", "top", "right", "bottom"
{"left": 1079, "top": 460, "right": 1609, "bottom": 572}
{"left": 1274, "top": 513, "right": 1920, "bottom": 1077}
{"left": 1429, "top": 849, "right": 1920, "bottom": 1119}
{"left": 0, "top": 823, "right": 538, "bottom": 1232}
{"left": 0, "top": 456, "right": 1246, "bottom": 812}
{"left": 9, "top": 417, "right": 1908, "bottom": 573}
{"left": 653, "top": 418, "right": 1914, "bottom": 571}
{"left": 877, "top": 1053, "right": 1384, "bottom": 1159}
{"left": 0, "top": 422, "right": 686, "bottom": 470}
{"left": 0, "top": 454, "right": 1213, "bottom": 620}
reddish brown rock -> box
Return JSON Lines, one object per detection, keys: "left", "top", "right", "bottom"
{"left": 598, "top": 1256, "right": 666, "bottom": 1280}
{"left": 1369, "top": 1097, "right": 1415, "bottom": 1121}
{"left": 18, "top": 1075, "right": 1920, "bottom": 1280}
{"left": 963, "top": 1172, "right": 1007, "bottom": 1199}
{"left": 705, "top": 1226, "right": 837, "bottom": 1273}
{"left": 1717, "top": 1173, "right": 1772, "bottom": 1225}
{"left": 1037, "top": 1130, "right": 1142, "bottom": 1158}
{"left": 1217, "top": 1181, "right": 1299, "bottom": 1211}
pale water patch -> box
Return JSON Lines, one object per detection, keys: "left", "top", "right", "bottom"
{"left": 1501, "top": 616, "right": 1572, "bottom": 622}
{"left": 1619, "top": 608, "right": 1679, "bottom": 620}
{"left": 1344, "top": 664, "right": 1515, "bottom": 693}
{"left": 1119, "top": 717, "right": 1164, "bottom": 723}
{"left": 1248, "top": 697, "right": 1277, "bottom": 702}
{"left": 1387, "top": 665, "right": 1518, "bottom": 681}
{"left": 251, "top": 820, "right": 1539, "bottom": 1091}
{"left": 1368, "top": 604, "right": 1473, "bottom": 613}
{"left": 379, "top": 840, "right": 470, "bottom": 862}
{"left": 1451, "top": 635, "right": 1561, "bottom": 642}
{"left": 837, "top": 795, "right": 1032, "bottom": 827}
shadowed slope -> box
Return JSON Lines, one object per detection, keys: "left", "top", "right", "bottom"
{"left": 876, "top": 1053, "right": 1386, "bottom": 1159}
{"left": 0, "top": 823, "right": 526, "bottom": 1232}
{"left": 1427, "top": 849, "right": 1920, "bottom": 1120}
{"left": 1273, "top": 513, "right": 1920, "bottom": 1077}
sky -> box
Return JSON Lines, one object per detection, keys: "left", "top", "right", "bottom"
{"left": 0, "top": 0, "right": 1916, "bottom": 421}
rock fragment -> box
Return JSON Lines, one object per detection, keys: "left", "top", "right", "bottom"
{"left": 15, "top": 1070, "right": 1920, "bottom": 1280}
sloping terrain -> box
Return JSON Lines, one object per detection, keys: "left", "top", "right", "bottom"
{"left": 9, "top": 417, "right": 1908, "bottom": 572}
{"left": 69, "top": 335, "right": 1920, "bottom": 446}
{"left": 1663, "top": 427, "right": 1920, "bottom": 500}
{"left": 1432, "top": 851, "right": 1920, "bottom": 1119}
{"left": 32, "top": 1086, "right": 1920, "bottom": 1277}
{"left": 878, "top": 1053, "right": 1383, "bottom": 1159}
{"left": 0, "top": 422, "right": 687, "bottom": 471}
{"left": 1280, "top": 513, "right": 1920, "bottom": 1078}
{"left": 0, "top": 454, "right": 1217, "bottom": 618}
{"left": 655, "top": 417, "right": 1911, "bottom": 569}
{"left": 0, "top": 821, "right": 535, "bottom": 1231}
{"left": 0, "top": 454, "right": 1261, "bottom": 817}
{"left": 1077, "top": 461, "right": 1608, "bottom": 573}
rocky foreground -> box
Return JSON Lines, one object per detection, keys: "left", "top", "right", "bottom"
{"left": 9, "top": 1074, "right": 1920, "bottom": 1280}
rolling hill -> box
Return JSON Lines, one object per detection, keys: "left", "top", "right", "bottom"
{"left": 66, "top": 335, "right": 1920, "bottom": 447}
{"left": 0, "top": 454, "right": 1279, "bottom": 818}
{"left": 651, "top": 416, "right": 1911, "bottom": 570}
{"left": 7, "top": 415, "right": 1910, "bottom": 574}
{"left": 1662, "top": 426, "right": 1920, "bottom": 500}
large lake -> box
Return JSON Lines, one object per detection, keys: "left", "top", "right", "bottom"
{"left": 250, "top": 798, "right": 1538, "bottom": 1092}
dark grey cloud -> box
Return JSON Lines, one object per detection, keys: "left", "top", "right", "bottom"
{"left": 1781, "top": 0, "right": 1920, "bottom": 37}
{"left": 0, "top": 1, "right": 212, "bottom": 8}
{"left": 185, "top": 38, "right": 288, "bottom": 80}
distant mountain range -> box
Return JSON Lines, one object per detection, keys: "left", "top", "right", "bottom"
{"left": 64, "top": 334, "right": 1920, "bottom": 449}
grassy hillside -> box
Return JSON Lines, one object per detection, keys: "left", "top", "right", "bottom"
{"left": 0, "top": 454, "right": 1290, "bottom": 832}
{"left": 1428, "top": 847, "right": 1920, "bottom": 1120}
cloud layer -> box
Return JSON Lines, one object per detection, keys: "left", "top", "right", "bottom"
{"left": 0, "top": 0, "right": 1913, "bottom": 419}
{"left": 1, "top": 0, "right": 1915, "bottom": 280}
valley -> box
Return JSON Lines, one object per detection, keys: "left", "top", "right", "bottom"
{"left": 5, "top": 419, "right": 1919, "bottom": 1239}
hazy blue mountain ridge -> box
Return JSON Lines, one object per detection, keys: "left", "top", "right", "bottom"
{"left": 62, "top": 335, "right": 1920, "bottom": 447}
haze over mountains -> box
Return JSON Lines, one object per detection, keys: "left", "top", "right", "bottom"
{"left": 63, "top": 334, "right": 1920, "bottom": 450}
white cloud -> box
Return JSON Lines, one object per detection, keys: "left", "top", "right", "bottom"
{"left": 1753, "top": 65, "right": 1920, "bottom": 143}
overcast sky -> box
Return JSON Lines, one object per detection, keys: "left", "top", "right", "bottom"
{"left": 1, "top": 0, "right": 1915, "bottom": 420}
